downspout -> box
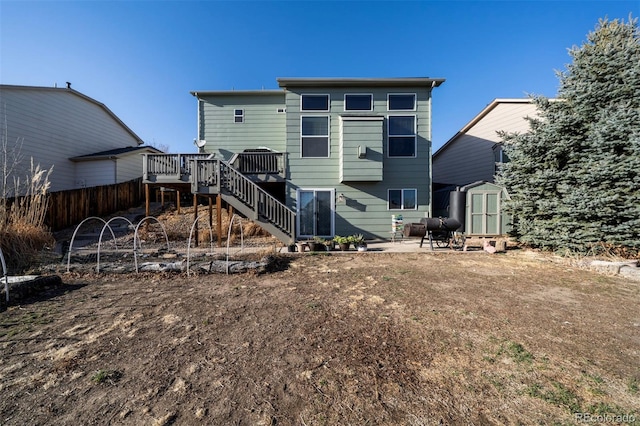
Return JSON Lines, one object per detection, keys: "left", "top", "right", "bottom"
{"left": 428, "top": 80, "right": 436, "bottom": 218}
{"left": 197, "top": 97, "right": 203, "bottom": 143}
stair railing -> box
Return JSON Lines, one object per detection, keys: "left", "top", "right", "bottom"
{"left": 219, "top": 161, "right": 295, "bottom": 242}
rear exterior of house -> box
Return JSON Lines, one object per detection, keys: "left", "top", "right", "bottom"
{"left": 0, "top": 84, "right": 144, "bottom": 195}
{"left": 191, "top": 77, "right": 445, "bottom": 240}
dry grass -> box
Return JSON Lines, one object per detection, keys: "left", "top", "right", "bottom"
{"left": 137, "top": 205, "right": 274, "bottom": 246}
{"left": 2, "top": 253, "right": 638, "bottom": 425}
{"left": 0, "top": 159, "right": 54, "bottom": 273}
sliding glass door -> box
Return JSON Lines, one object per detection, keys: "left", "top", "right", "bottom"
{"left": 297, "top": 189, "right": 334, "bottom": 238}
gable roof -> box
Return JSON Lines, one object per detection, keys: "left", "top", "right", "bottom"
{"left": 0, "top": 84, "right": 144, "bottom": 145}
{"left": 69, "top": 145, "right": 161, "bottom": 162}
{"left": 433, "top": 98, "right": 533, "bottom": 159}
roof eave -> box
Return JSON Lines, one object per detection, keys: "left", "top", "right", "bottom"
{"left": 69, "top": 146, "right": 161, "bottom": 162}
{"left": 191, "top": 89, "right": 284, "bottom": 97}
{"left": 277, "top": 77, "right": 445, "bottom": 88}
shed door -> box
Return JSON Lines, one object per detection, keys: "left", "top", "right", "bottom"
{"left": 469, "top": 191, "right": 500, "bottom": 235}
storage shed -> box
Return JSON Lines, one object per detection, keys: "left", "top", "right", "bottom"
{"left": 461, "top": 181, "right": 510, "bottom": 236}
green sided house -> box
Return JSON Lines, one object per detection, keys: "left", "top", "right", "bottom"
{"left": 143, "top": 77, "right": 445, "bottom": 244}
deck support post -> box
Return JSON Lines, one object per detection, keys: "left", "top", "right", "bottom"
{"left": 144, "top": 184, "right": 150, "bottom": 232}
{"left": 145, "top": 184, "right": 150, "bottom": 217}
{"left": 193, "top": 194, "right": 199, "bottom": 247}
{"left": 216, "top": 194, "right": 222, "bottom": 247}
{"left": 208, "top": 197, "right": 213, "bottom": 229}
{"left": 176, "top": 190, "right": 181, "bottom": 214}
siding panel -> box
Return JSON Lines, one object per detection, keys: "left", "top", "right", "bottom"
{"left": 116, "top": 154, "right": 146, "bottom": 183}
{"left": 340, "top": 117, "right": 383, "bottom": 182}
{"left": 0, "top": 87, "right": 141, "bottom": 194}
{"left": 200, "top": 93, "right": 286, "bottom": 160}
{"left": 433, "top": 101, "right": 538, "bottom": 186}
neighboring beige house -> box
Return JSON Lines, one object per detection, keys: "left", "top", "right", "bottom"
{"left": 0, "top": 84, "right": 150, "bottom": 196}
{"left": 432, "top": 98, "right": 542, "bottom": 237}
{"left": 432, "top": 98, "right": 539, "bottom": 188}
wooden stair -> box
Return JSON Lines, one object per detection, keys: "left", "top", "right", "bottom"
{"left": 144, "top": 154, "right": 295, "bottom": 245}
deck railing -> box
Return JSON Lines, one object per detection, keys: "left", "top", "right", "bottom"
{"left": 219, "top": 161, "right": 295, "bottom": 242}
{"left": 143, "top": 153, "right": 211, "bottom": 182}
{"left": 144, "top": 153, "right": 295, "bottom": 244}
{"left": 191, "top": 158, "right": 220, "bottom": 193}
{"left": 230, "top": 152, "right": 285, "bottom": 176}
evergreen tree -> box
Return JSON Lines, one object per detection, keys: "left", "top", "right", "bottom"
{"left": 497, "top": 16, "right": 640, "bottom": 255}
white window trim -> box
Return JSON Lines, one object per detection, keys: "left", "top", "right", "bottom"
{"left": 300, "top": 115, "right": 330, "bottom": 158}
{"left": 234, "top": 109, "right": 244, "bottom": 123}
{"left": 296, "top": 187, "right": 335, "bottom": 238}
{"left": 388, "top": 188, "right": 418, "bottom": 210}
{"left": 301, "top": 93, "right": 330, "bottom": 111}
{"left": 387, "top": 93, "right": 417, "bottom": 111}
{"left": 387, "top": 114, "right": 417, "bottom": 158}
{"left": 343, "top": 93, "right": 374, "bottom": 111}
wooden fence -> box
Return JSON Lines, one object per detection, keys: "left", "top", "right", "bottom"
{"left": 45, "top": 178, "right": 145, "bottom": 231}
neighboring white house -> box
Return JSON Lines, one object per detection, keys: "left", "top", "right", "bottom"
{"left": 432, "top": 98, "right": 539, "bottom": 188}
{"left": 70, "top": 146, "right": 162, "bottom": 188}
{"left": 0, "top": 84, "right": 149, "bottom": 195}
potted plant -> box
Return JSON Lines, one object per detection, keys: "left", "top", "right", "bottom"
{"left": 324, "top": 238, "right": 335, "bottom": 251}
{"left": 308, "top": 236, "right": 327, "bottom": 252}
{"left": 352, "top": 234, "right": 367, "bottom": 252}
{"left": 333, "top": 235, "right": 351, "bottom": 251}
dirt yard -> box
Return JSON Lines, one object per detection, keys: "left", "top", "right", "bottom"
{"left": 1, "top": 247, "right": 639, "bottom": 425}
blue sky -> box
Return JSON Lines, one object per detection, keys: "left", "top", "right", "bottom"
{"left": 1, "top": 1, "right": 637, "bottom": 153}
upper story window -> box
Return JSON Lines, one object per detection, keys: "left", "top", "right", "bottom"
{"left": 301, "top": 94, "right": 330, "bottom": 111}
{"left": 388, "top": 115, "right": 416, "bottom": 157}
{"left": 301, "top": 116, "right": 330, "bottom": 158}
{"left": 493, "top": 144, "right": 509, "bottom": 174}
{"left": 388, "top": 188, "right": 417, "bottom": 210}
{"left": 493, "top": 144, "right": 509, "bottom": 164}
{"left": 234, "top": 109, "right": 244, "bottom": 123}
{"left": 344, "top": 94, "right": 373, "bottom": 111}
{"left": 388, "top": 93, "right": 416, "bottom": 111}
